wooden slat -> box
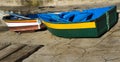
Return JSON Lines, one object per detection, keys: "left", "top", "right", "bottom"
{"left": 0, "top": 43, "right": 10, "bottom": 50}
{"left": 0, "top": 44, "right": 26, "bottom": 60}
{"left": 0, "top": 45, "right": 44, "bottom": 62}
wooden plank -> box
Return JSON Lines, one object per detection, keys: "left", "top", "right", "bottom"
{"left": 0, "top": 43, "right": 10, "bottom": 50}
{"left": 0, "top": 44, "right": 26, "bottom": 60}
{"left": 0, "top": 45, "right": 44, "bottom": 62}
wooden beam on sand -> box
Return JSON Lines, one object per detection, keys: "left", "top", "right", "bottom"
{"left": 0, "top": 43, "right": 11, "bottom": 50}
{"left": 0, "top": 44, "right": 26, "bottom": 60}
{"left": 0, "top": 45, "right": 44, "bottom": 62}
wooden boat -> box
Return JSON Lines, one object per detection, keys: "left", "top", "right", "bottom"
{"left": 38, "top": 5, "right": 118, "bottom": 38}
{"left": 3, "top": 14, "right": 46, "bottom": 32}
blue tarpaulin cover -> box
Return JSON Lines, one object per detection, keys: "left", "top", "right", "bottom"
{"left": 8, "top": 14, "right": 38, "bottom": 20}
{"left": 38, "top": 6, "right": 113, "bottom": 23}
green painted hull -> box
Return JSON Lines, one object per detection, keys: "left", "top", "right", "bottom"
{"left": 46, "top": 6, "right": 118, "bottom": 38}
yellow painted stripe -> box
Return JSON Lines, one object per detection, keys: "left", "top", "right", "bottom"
{"left": 5, "top": 19, "right": 37, "bottom": 23}
{"left": 42, "top": 21, "right": 96, "bottom": 29}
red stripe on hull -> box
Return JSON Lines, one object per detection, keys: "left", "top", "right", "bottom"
{"left": 8, "top": 25, "right": 39, "bottom": 31}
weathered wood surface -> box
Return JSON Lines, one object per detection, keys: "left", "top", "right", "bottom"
{"left": 1, "top": 45, "right": 43, "bottom": 62}
{"left": 0, "top": 43, "right": 43, "bottom": 62}
{"left": 0, "top": 44, "right": 26, "bottom": 60}
{"left": 0, "top": 43, "right": 10, "bottom": 50}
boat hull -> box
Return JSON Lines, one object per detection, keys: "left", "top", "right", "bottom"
{"left": 4, "top": 19, "right": 43, "bottom": 32}
{"left": 42, "top": 6, "right": 118, "bottom": 38}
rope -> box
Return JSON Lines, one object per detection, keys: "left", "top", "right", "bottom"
{"left": 37, "top": 18, "right": 42, "bottom": 29}
{"left": 106, "top": 12, "right": 110, "bottom": 30}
